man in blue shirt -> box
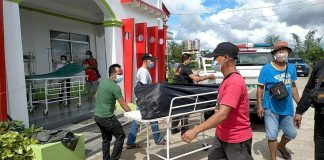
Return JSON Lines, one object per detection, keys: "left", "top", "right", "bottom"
{"left": 257, "top": 41, "right": 300, "bottom": 160}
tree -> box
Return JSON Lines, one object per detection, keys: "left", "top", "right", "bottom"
{"left": 199, "top": 49, "right": 210, "bottom": 57}
{"left": 167, "top": 41, "right": 183, "bottom": 63}
{"left": 264, "top": 34, "right": 280, "bottom": 47}
{"left": 291, "top": 30, "right": 324, "bottom": 67}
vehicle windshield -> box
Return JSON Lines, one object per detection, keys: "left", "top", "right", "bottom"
{"left": 288, "top": 59, "right": 304, "bottom": 64}
{"left": 236, "top": 52, "right": 273, "bottom": 66}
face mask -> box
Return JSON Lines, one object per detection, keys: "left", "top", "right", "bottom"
{"left": 115, "top": 75, "right": 123, "bottom": 83}
{"left": 148, "top": 61, "right": 154, "bottom": 68}
{"left": 61, "top": 60, "right": 66, "bottom": 64}
{"left": 274, "top": 52, "right": 288, "bottom": 62}
{"left": 211, "top": 61, "right": 217, "bottom": 70}
{"left": 86, "top": 55, "right": 91, "bottom": 59}
{"left": 214, "top": 57, "right": 226, "bottom": 71}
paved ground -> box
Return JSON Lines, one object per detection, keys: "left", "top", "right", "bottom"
{"left": 88, "top": 76, "right": 315, "bottom": 160}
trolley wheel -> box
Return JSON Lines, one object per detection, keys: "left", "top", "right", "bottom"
{"left": 202, "top": 143, "right": 209, "bottom": 151}
{"left": 76, "top": 103, "right": 81, "bottom": 108}
{"left": 43, "top": 110, "right": 48, "bottom": 116}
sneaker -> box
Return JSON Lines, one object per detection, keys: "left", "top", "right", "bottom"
{"left": 126, "top": 143, "right": 141, "bottom": 149}
{"left": 156, "top": 139, "right": 167, "bottom": 145}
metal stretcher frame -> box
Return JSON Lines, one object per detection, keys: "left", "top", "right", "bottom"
{"left": 124, "top": 91, "right": 218, "bottom": 160}
{"left": 26, "top": 75, "right": 86, "bottom": 116}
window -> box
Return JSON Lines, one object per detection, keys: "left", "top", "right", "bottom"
{"left": 50, "top": 30, "right": 90, "bottom": 70}
{"left": 236, "top": 52, "right": 273, "bottom": 66}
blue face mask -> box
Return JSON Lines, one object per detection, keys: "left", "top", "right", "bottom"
{"left": 211, "top": 61, "right": 217, "bottom": 70}
{"left": 115, "top": 75, "right": 123, "bottom": 83}
{"left": 148, "top": 61, "right": 154, "bottom": 68}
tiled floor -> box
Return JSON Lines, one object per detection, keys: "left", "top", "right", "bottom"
{"left": 28, "top": 96, "right": 95, "bottom": 129}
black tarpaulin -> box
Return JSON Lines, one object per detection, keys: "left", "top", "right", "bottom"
{"left": 134, "top": 83, "right": 218, "bottom": 120}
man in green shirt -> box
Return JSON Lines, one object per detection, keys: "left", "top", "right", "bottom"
{"left": 94, "top": 64, "right": 131, "bottom": 160}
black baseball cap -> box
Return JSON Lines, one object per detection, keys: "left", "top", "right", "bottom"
{"left": 86, "top": 50, "right": 92, "bottom": 55}
{"left": 205, "top": 42, "right": 239, "bottom": 59}
{"left": 142, "top": 53, "right": 156, "bottom": 61}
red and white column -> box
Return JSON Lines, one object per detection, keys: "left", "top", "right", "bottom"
{"left": 3, "top": 0, "right": 29, "bottom": 126}
{"left": 122, "top": 18, "right": 134, "bottom": 103}
{"left": 0, "top": 0, "right": 8, "bottom": 121}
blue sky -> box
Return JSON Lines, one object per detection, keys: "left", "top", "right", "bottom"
{"left": 163, "top": 0, "right": 324, "bottom": 50}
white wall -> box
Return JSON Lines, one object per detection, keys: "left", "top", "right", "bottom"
{"left": 20, "top": 9, "right": 105, "bottom": 75}
{"left": 142, "top": 0, "right": 162, "bottom": 9}
{"left": 4, "top": 1, "right": 29, "bottom": 126}
{"left": 108, "top": 1, "right": 161, "bottom": 27}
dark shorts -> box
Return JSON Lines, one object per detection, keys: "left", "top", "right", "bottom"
{"left": 208, "top": 137, "right": 253, "bottom": 160}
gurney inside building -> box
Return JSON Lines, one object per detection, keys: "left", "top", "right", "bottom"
{"left": 2, "top": 0, "right": 170, "bottom": 129}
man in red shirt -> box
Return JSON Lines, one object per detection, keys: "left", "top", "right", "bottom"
{"left": 182, "top": 42, "right": 253, "bottom": 160}
{"left": 83, "top": 51, "right": 100, "bottom": 101}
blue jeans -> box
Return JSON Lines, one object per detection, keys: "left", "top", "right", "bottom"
{"left": 264, "top": 109, "right": 297, "bottom": 140}
{"left": 127, "top": 120, "right": 163, "bottom": 145}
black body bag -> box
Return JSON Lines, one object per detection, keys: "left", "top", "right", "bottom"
{"left": 270, "top": 64, "right": 289, "bottom": 101}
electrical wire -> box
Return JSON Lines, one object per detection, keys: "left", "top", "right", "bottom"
{"left": 171, "top": 0, "right": 307, "bottom": 15}
{"left": 168, "top": 2, "right": 324, "bottom": 29}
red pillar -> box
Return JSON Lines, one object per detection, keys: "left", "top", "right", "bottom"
{"left": 135, "top": 23, "right": 147, "bottom": 69}
{"left": 147, "top": 26, "right": 158, "bottom": 83}
{"left": 0, "top": 0, "right": 8, "bottom": 121}
{"left": 122, "top": 18, "right": 134, "bottom": 103}
{"left": 157, "top": 26, "right": 167, "bottom": 82}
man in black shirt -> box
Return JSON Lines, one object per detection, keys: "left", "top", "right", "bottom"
{"left": 294, "top": 60, "right": 324, "bottom": 160}
{"left": 172, "top": 53, "right": 215, "bottom": 135}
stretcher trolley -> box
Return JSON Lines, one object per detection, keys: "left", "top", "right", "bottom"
{"left": 124, "top": 91, "right": 218, "bottom": 160}
{"left": 25, "top": 63, "right": 86, "bottom": 116}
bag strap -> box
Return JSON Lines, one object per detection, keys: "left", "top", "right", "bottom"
{"left": 283, "top": 63, "right": 288, "bottom": 84}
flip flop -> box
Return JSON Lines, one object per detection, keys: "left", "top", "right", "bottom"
{"left": 277, "top": 147, "right": 291, "bottom": 159}
{"left": 126, "top": 143, "right": 141, "bottom": 149}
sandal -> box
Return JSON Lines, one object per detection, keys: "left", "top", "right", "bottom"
{"left": 156, "top": 139, "right": 167, "bottom": 145}
{"left": 277, "top": 147, "right": 291, "bottom": 159}
{"left": 126, "top": 143, "right": 141, "bottom": 149}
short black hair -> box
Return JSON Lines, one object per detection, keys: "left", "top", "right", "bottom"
{"left": 181, "top": 53, "right": 191, "bottom": 63}
{"left": 60, "top": 55, "right": 67, "bottom": 60}
{"left": 109, "top": 64, "right": 121, "bottom": 77}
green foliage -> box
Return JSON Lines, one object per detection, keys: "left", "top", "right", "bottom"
{"left": 291, "top": 30, "right": 324, "bottom": 67}
{"left": 199, "top": 50, "right": 210, "bottom": 56}
{"left": 264, "top": 34, "right": 280, "bottom": 47}
{"left": 167, "top": 41, "right": 184, "bottom": 63}
{"left": 0, "top": 121, "right": 42, "bottom": 160}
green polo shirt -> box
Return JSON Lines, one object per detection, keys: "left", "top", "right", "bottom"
{"left": 94, "top": 79, "right": 123, "bottom": 118}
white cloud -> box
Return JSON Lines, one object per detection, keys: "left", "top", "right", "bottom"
{"left": 163, "top": 0, "right": 324, "bottom": 50}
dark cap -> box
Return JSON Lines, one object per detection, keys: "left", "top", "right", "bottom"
{"left": 86, "top": 50, "right": 92, "bottom": 55}
{"left": 271, "top": 41, "right": 292, "bottom": 54}
{"left": 205, "top": 42, "right": 239, "bottom": 59}
{"left": 142, "top": 53, "right": 156, "bottom": 61}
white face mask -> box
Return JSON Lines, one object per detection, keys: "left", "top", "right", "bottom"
{"left": 115, "top": 75, "right": 123, "bottom": 83}
{"left": 213, "top": 61, "right": 221, "bottom": 71}
{"left": 61, "top": 60, "right": 66, "bottom": 64}
{"left": 214, "top": 58, "right": 226, "bottom": 71}
{"left": 274, "top": 52, "right": 288, "bottom": 62}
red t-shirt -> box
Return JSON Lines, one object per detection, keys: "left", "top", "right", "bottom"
{"left": 83, "top": 58, "right": 99, "bottom": 81}
{"left": 215, "top": 73, "right": 252, "bottom": 143}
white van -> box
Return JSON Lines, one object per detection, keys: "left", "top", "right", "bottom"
{"left": 199, "top": 50, "right": 273, "bottom": 113}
